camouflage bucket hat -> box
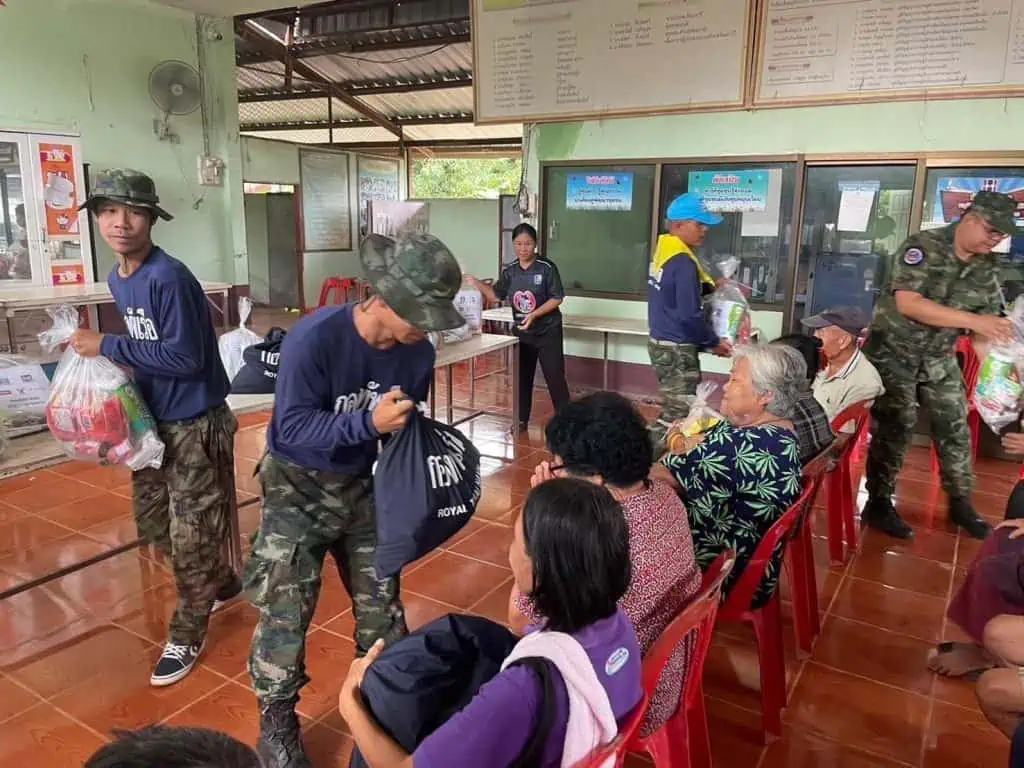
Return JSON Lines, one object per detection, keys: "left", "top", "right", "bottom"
{"left": 79, "top": 168, "right": 173, "bottom": 221}
{"left": 965, "top": 190, "right": 1017, "bottom": 235}
{"left": 360, "top": 232, "right": 464, "bottom": 332}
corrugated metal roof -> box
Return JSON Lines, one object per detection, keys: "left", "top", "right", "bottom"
{"left": 242, "top": 126, "right": 400, "bottom": 145}
{"left": 404, "top": 123, "right": 522, "bottom": 141}
{"left": 241, "top": 97, "right": 366, "bottom": 125}
{"left": 359, "top": 86, "right": 474, "bottom": 118}
{"left": 299, "top": 42, "right": 471, "bottom": 85}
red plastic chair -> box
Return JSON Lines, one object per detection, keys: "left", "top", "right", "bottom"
{"left": 929, "top": 336, "right": 982, "bottom": 475}
{"left": 316, "top": 276, "right": 358, "bottom": 308}
{"left": 824, "top": 401, "right": 873, "bottom": 564}
{"left": 782, "top": 452, "right": 831, "bottom": 657}
{"left": 626, "top": 551, "right": 736, "bottom": 768}
{"left": 718, "top": 467, "right": 828, "bottom": 740}
{"left": 573, "top": 695, "right": 649, "bottom": 768}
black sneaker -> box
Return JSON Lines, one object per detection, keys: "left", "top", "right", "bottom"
{"left": 150, "top": 639, "right": 205, "bottom": 687}
{"left": 258, "top": 697, "right": 311, "bottom": 768}
{"left": 862, "top": 497, "right": 914, "bottom": 540}
{"left": 949, "top": 498, "right": 992, "bottom": 540}
{"left": 212, "top": 572, "right": 243, "bottom": 613}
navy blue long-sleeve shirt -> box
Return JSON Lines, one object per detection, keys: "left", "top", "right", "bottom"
{"left": 647, "top": 253, "right": 719, "bottom": 347}
{"left": 100, "top": 247, "right": 229, "bottom": 422}
{"left": 266, "top": 305, "right": 435, "bottom": 476}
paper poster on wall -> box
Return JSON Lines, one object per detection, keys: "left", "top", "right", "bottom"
{"left": 369, "top": 200, "right": 429, "bottom": 239}
{"left": 737, "top": 169, "right": 782, "bottom": 238}
{"left": 837, "top": 181, "right": 880, "bottom": 233}
{"left": 38, "top": 143, "right": 80, "bottom": 237}
{"left": 358, "top": 156, "right": 400, "bottom": 237}
{"left": 566, "top": 173, "right": 634, "bottom": 211}
{"left": 931, "top": 177, "right": 1024, "bottom": 229}
{"left": 689, "top": 170, "right": 769, "bottom": 213}
{"left": 50, "top": 263, "right": 84, "bottom": 285}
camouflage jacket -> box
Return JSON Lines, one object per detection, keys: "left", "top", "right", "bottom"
{"left": 866, "top": 223, "right": 1001, "bottom": 365}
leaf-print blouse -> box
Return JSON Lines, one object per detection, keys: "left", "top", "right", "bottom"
{"left": 662, "top": 420, "right": 803, "bottom": 609}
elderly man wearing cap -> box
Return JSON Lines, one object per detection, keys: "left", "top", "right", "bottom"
{"left": 245, "top": 232, "right": 464, "bottom": 768}
{"left": 70, "top": 169, "right": 240, "bottom": 688}
{"left": 647, "top": 192, "right": 732, "bottom": 449}
{"left": 862, "top": 190, "right": 1017, "bottom": 541}
{"left": 802, "top": 306, "right": 884, "bottom": 426}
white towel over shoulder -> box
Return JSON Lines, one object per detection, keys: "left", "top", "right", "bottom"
{"left": 502, "top": 631, "right": 617, "bottom": 768}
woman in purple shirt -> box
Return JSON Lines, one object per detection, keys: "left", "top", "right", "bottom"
{"left": 338, "top": 479, "right": 644, "bottom": 767}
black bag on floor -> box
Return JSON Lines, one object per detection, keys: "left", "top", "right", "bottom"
{"left": 373, "top": 409, "right": 482, "bottom": 578}
{"left": 230, "top": 327, "right": 286, "bottom": 395}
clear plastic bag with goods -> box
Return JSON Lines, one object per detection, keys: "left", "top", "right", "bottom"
{"left": 976, "top": 298, "right": 1024, "bottom": 433}
{"left": 38, "top": 304, "right": 165, "bottom": 470}
{"left": 218, "top": 296, "right": 262, "bottom": 380}
{"left": 708, "top": 256, "right": 753, "bottom": 345}
{"left": 441, "top": 282, "right": 484, "bottom": 344}
{"left": 666, "top": 382, "right": 724, "bottom": 454}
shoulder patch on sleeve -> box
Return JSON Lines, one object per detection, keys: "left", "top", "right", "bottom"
{"left": 903, "top": 247, "right": 924, "bottom": 266}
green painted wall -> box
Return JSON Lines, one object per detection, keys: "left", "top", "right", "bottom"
{"left": 421, "top": 199, "right": 499, "bottom": 282}
{"left": 527, "top": 98, "right": 1024, "bottom": 371}
{"left": 0, "top": 0, "right": 245, "bottom": 285}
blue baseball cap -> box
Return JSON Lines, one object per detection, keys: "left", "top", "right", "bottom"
{"left": 665, "top": 193, "right": 723, "bottom": 226}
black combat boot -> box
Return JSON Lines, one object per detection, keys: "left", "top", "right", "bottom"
{"left": 862, "top": 496, "right": 914, "bottom": 540}
{"left": 258, "top": 697, "right": 311, "bottom": 768}
{"left": 949, "top": 497, "right": 992, "bottom": 540}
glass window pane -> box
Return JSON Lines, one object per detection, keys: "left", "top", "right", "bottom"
{"left": 794, "top": 164, "right": 917, "bottom": 328}
{"left": 658, "top": 163, "right": 797, "bottom": 306}
{"left": 923, "top": 168, "right": 1024, "bottom": 305}
{"left": 0, "top": 141, "right": 29, "bottom": 282}
{"left": 542, "top": 165, "right": 656, "bottom": 297}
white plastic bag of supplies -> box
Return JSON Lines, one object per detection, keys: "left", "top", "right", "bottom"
{"left": 38, "top": 304, "right": 165, "bottom": 470}
{"left": 708, "top": 256, "right": 752, "bottom": 345}
{"left": 218, "top": 297, "right": 262, "bottom": 380}
{"left": 976, "top": 298, "right": 1024, "bottom": 433}
{"left": 441, "top": 285, "right": 483, "bottom": 344}
{"left": 665, "top": 382, "right": 724, "bottom": 454}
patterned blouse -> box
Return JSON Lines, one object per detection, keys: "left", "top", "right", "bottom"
{"left": 514, "top": 479, "right": 701, "bottom": 736}
{"left": 663, "top": 421, "right": 803, "bottom": 609}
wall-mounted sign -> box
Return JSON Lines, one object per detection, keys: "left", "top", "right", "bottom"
{"left": 932, "top": 177, "right": 1024, "bottom": 229}
{"left": 566, "top": 173, "right": 634, "bottom": 211}
{"left": 688, "top": 170, "right": 769, "bottom": 213}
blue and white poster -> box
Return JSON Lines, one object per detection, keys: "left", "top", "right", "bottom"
{"left": 566, "top": 172, "right": 634, "bottom": 211}
{"left": 932, "top": 176, "right": 1024, "bottom": 229}
{"left": 688, "top": 170, "right": 770, "bottom": 213}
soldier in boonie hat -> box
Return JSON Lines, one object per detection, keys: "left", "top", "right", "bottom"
{"left": 79, "top": 168, "right": 173, "bottom": 221}
{"left": 963, "top": 189, "right": 1018, "bottom": 239}
{"left": 359, "top": 232, "right": 465, "bottom": 334}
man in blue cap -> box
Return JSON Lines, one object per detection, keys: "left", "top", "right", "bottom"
{"left": 647, "top": 192, "right": 731, "bottom": 450}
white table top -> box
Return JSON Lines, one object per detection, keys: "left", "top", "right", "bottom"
{"left": 436, "top": 332, "right": 517, "bottom": 366}
{"left": 0, "top": 281, "right": 232, "bottom": 313}
{"left": 482, "top": 306, "right": 649, "bottom": 336}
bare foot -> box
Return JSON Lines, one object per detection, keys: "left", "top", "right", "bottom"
{"left": 927, "top": 641, "right": 996, "bottom": 679}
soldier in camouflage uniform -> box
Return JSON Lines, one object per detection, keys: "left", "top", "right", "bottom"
{"left": 245, "top": 233, "right": 464, "bottom": 768}
{"left": 647, "top": 193, "right": 733, "bottom": 451}
{"left": 71, "top": 170, "right": 240, "bottom": 687}
{"left": 863, "top": 191, "right": 1017, "bottom": 541}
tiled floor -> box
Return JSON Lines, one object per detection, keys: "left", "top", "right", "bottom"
{"left": 0, "top": 356, "right": 1016, "bottom": 767}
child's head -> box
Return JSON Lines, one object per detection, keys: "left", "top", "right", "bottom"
{"left": 84, "top": 725, "right": 261, "bottom": 768}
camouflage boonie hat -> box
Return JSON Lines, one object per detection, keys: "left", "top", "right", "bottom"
{"left": 965, "top": 190, "right": 1016, "bottom": 235}
{"left": 360, "top": 233, "right": 464, "bottom": 332}
{"left": 79, "top": 168, "right": 173, "bottom": 221}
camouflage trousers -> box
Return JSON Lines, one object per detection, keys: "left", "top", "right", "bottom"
{"left": 244, "top": 454, "right": 407, "bottom": 704}
{"left": 865, "top": 351, "right": 974, "bottom": 501}
{"left": 132, "top": 403, "right": 238, "bottom": 646}
{"left": 648, "top": 340, "right": 701, "bottom": 452}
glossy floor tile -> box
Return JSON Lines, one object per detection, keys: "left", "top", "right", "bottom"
{"left": 0, "top": 362, "right": 1017, "bottom": 766}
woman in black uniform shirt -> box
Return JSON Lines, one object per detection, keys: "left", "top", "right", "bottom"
{"left": 467, "top": 223, "right": 571, "bottom": 431}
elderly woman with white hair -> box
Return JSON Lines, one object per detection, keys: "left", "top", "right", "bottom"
{"left": 651, "top": 344, "right": 804, "bottom": 607}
